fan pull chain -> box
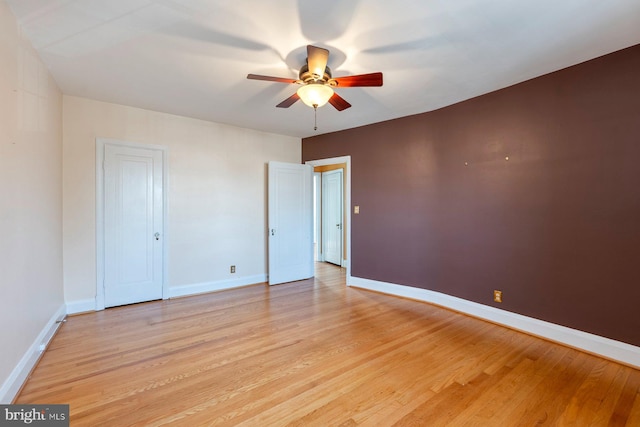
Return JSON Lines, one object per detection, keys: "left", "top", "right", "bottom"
{"left": 313, "top": 104, "right": 318, "bottom": 131}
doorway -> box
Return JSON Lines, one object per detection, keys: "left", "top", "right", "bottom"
{"left": 307, "top": 156, "right": 351, "bottom": 275}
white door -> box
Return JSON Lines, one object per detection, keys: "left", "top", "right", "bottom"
{"left": 268, "top": 161, "right": 314, "bottom": 285}
{"left": 104, "top": 144, "right": 164, "bottom": 307}
{"left": 322, "top": 169, "right": 343, "bottom": 265}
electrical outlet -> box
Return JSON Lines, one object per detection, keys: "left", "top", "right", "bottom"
{"left": 493, "top": 290, "right": 502, "bottom": 303}
{"left": 230, "top": 265, "right": 236, "bottom": 274}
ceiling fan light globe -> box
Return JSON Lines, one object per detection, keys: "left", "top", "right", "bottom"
{"left": 297, "top": 83, "right": 334, "bottom": 108}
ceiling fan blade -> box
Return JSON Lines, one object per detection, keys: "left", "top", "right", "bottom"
{"left": 247, "top": 74, "right": 298, "bottom": 84}
{"left": 276, "top": 93, "right": 300, "bottom": 108}
{"left": 332, "top": 72, "right": 383, "bottom": 87}
{"left": 307, "top": 45, "right": 330, "bottom": 79}
{"left": 328, "top": 92, "right": 351, "bottom": 111}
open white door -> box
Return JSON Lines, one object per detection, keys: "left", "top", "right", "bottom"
{"left": 268, "top": 161, "right": 314, "bottom": 285}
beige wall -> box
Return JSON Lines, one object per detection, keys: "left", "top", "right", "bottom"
{"left": 63, "top": 96, "right": 301, "bottom": 306}
{"left": 0, "top": 0, "right": 300, "bottom": 397}
{"left": 0, "top": 0, "right": 64, "bottom": 398}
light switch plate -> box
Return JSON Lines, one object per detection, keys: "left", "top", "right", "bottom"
{"left": 354, "top": 206, "right": 360, "bottom": 214}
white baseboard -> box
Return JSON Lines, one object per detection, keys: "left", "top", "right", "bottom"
{"left": 66, "top": 298, "right": 96, "bottom": 315}
{"left": 66, "top": 275, "right": 268, "bottom": 313}
{"left": 348, "top": 276, "right": 640, "bottom": 369}
{"left": 168, "top": 274, "right": 268, "bottom": 299}
{"left": 0, "top": 304, "right": 66, "bottom": 404}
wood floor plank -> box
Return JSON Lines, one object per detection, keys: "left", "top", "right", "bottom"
{"left": 626, "top": 388, "right": 640, "bottom": 426}
{"left": 392, "top": 367, "right": 510, "bottom": 426}
{"left": 556, "top": 359, "right": 622, "bottom": 425}
{"left": 608, "top": 371, "right": 640, "bottom": 426}
{"left": 15, "top": 263, "right": 640, "bottom": 426}
{"left": 510, "top": 349, "right": 595, "bottom": 426}
{"left": 459, "top": 345, "right": 569, "bottom": 426}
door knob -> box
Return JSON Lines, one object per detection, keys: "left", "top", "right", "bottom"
{"left": 154, "top": 232, "right": 160, "bottom": 240}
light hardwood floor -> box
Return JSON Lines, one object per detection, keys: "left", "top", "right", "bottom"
{"left": 17, "top": 263, "right": 640, "bottom": 426}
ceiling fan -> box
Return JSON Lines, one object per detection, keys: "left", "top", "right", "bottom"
{"left": 247, "top": 45, "right": 383, "bottom": 112}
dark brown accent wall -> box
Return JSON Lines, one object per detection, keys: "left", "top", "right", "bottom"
{"left": 303, "top": 44, "right": 640, "bottom": 347}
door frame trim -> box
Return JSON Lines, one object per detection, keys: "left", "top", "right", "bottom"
{"left": 313, "top": 172, "right": 322, "bottom": 262}
{"left": 95, "top": 138, "right": 169, "bottom": 310}
{"left": 305, "top": 156, "right": 351, "bottom": 278}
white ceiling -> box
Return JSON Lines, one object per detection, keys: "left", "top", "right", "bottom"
{"left": 7, "top": 0, "right": 640, "bottom": 138}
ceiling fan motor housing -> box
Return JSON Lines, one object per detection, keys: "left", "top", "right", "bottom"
{"left": 299, "top": 64, "right": 333, "bottom": 85}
